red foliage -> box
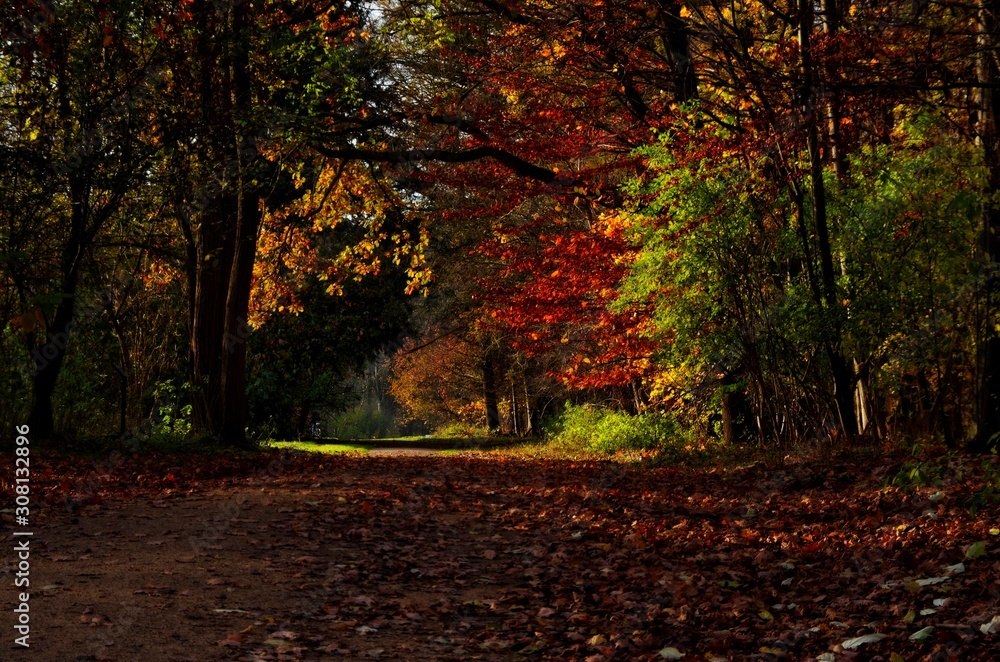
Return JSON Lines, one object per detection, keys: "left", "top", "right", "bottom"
{"left": 477, "top": 220, "right": 655, "bottom": 389}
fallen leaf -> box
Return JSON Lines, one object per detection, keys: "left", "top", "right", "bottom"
{"left": 217, "top": 633, "right": 244, "bottom": 647}
{"left": 915, "top": 576, "right": 950, "bottom": 586}
{"left": 965, "top": 541, "right": 987, "bottom": 559}
{"left": 842, "top": 633, "right": 886, "bottom": 649}
{"left": 980, "top": 615, "right": 1000, "bottom": 635}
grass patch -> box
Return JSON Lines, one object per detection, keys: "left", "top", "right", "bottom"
{"left": 264, "top": 440, "right": 370, "bottom": 455}
{"left": 500, "top": 403, "right": 697, "bottom": 463}
{"left": 433, "top": 421, "right": 491, "bottom": 438}
{"left": 479, "top": 404, "right": 772, "bottom": 467}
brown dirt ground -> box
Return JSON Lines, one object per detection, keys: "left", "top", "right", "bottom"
{"left": 6, "top": 457, "right": 526, "bottom": 661}
{"left": 5, "top": 451, "right": 1000, "bottom": 661}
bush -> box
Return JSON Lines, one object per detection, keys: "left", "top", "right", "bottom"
{"left": 434, "top": 421, "right": 490, "bottom": 438}
{"left": 324, "top": 404, "right": 398, "bottom": 439}
{"left": 546, "top": 404, "right": 679, "bottom": 455}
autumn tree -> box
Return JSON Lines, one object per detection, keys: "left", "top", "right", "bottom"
{"left": 375, "top": 0, "right": 997, "bottom": 447}
{"left": 3, "top": 0, "right": 998, "bottom": 450}
{"left": 152, "top": 0, "right": 410, "bottom": 445}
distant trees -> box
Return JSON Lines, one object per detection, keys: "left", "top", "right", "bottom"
{"left": 381, "top": 0, "right": 1000, "bottom": 448}
{"left": 1, "top": 0, "right": 998, "bottom": 448}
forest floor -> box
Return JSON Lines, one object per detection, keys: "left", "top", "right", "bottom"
{"left": 2, "top": 447, "right": 1000, "bottom": 661}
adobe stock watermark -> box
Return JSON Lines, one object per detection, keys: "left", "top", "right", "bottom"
{"left": 12, "top": 424, "right": 33, "bottom": 649}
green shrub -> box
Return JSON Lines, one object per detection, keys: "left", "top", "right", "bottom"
{"left": 434, "top": 420, "right": 489, "bottom": 438}
{"left": 324, "top": 404, "right": 398, "bottom": 439}
{"left": 122, "top": 379, "right": 197, "bottom": 451}
{"left": 887, "top": 459, "right": 943, "bottom": 490}
{"left": 546, "top": 404, "right": 679, "bottom": 455}
{"left": 966, "top": 458, "right": 1000, "bottom": 516}
{"left": 149, "top": 379, "right": 193, "bottom": 438}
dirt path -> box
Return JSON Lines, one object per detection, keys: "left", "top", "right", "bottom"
{"left": 17, "top": 459, "right": 525, "bottom": 661}
{"left": 4, "top": 452, "right": 1000, "bottom": 661}
{"left": 366, "top": 448, "right": 440, "bottom": 456}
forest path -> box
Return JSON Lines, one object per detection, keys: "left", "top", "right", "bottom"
{"left": 366, "top": 447, "right": 440, "bottom": 456}
{"left": 5, "top": 452, "right": 1000, "bottom": 660}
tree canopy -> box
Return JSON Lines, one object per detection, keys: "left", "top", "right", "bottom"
{"left": 1, "top": 0, "right": 998, "bottom": 450}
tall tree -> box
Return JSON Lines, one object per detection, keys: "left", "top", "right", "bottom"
{"left": 1, "top": 0, "right": 161, "bottom": 438}
{"left": 975, "top": 0, "right": 1000, "bottom": 450}
{"left": 159, "top": 0, "right": 392, "bottom": 445}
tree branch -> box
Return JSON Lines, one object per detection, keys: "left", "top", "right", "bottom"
{"left": 311, "top": 144, "right": 565, "bottom": 184}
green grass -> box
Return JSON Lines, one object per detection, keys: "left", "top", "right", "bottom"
{"left": 481, "top": 431, "right": 771, "bottom": 468}
{"left": 264, "top": 441, "right": 370, "bottom": 454}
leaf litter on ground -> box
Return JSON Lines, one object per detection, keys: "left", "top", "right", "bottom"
{"left": 3, "top": 446, "right": 1000, "bottom": 660}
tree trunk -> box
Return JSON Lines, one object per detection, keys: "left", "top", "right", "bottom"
{"left": 186, "top": 0, "right": 260, "bottom": 447}
{"left": 522, "top": 374, "right": 536, "bottom": 435}
{"left": 661, "top": 1, "right": 698, "bottom": 103}
{"left": 720, "top": 374, "right": 748, "bottom": 445}
{"left": 799, "top": 0, "right": 858, "bottom": 440}
{"left": 820, "top": 0, "right": 847, "bottom": 178}
{"left": 27, "top": 297, "right": 74, "bottom": 439}
{"left": 482, "top": 347, "right": 501, "bottom": 432}
{"left": 27, "top": 178, "right": 88, "bottom": 439}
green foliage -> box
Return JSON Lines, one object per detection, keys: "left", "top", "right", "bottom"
{"left": 325, "top": 404, "right": 398, "bottom": 439}
{"left": 966, "top": 458, "right": 1000, "bottom": 516}
{"left": 620, "top": 136, "right": 821, "bottom": 440}
{"left": 888, "top": 459, "right": 945, "bottom": 490}
{"left": 830, "top": 118, "right": 979, "bottom": 400}
{"left": 434, "top": 420, "right": 490, "bottom": 438}
{"left": 46, "top": 311, "right": 130, "bottom": 437}
{"left": 0, "top": 329, "right": 29, "bottom": 416}
{"left": 247, "top": 272, "right": 411, "bottom": 439}
{"left": 264, "top": 6, "right": 384, "bottom": 138}
{"left": 621, "top": 113, "right": 980, "bottom": 444}
{"left": 148, "top": 379, "right": 193, "bottom": 439}
{"left": 883, "top": 443, "right": 986, "bottom": 493}
{"left": 118, "top": 378, "right": 198, "bottom": 450}
{"left": 545, "top": 403, "right": 680, "bottom": 455}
